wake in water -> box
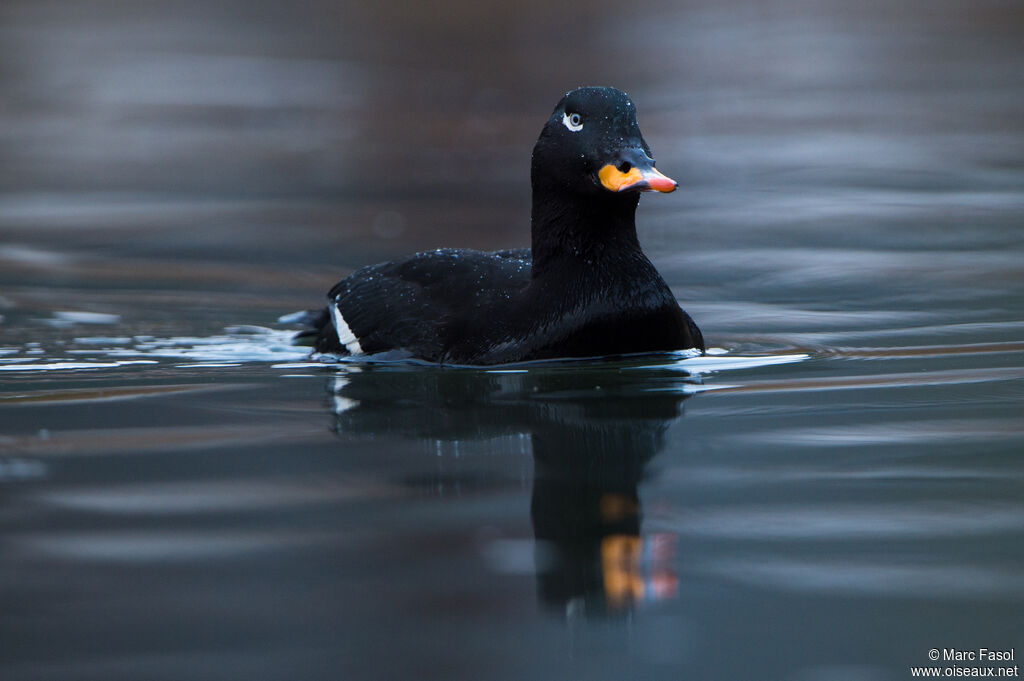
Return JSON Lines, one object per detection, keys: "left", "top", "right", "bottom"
{"left": 0, "top": 326, "right": 310, "bottom": 372}
{"left": 0, "top": 324, "right": 809, "bottom": 378}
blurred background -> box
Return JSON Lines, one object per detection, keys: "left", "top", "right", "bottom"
{"left": 1, "top": 2, "right": 1023, "bottom": 680}
{"left": 3, "top": 0, "right": 1021, "bottom": 307}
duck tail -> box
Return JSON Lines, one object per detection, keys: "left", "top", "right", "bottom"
{"left": 278, "top": 308, "right": 335, "bottom": 349}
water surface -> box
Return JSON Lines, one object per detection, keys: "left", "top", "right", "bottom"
{"left": 1, "top": 1, "right": 1023, "bottom": 680}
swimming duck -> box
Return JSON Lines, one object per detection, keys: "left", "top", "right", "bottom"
{"left": 292, "top": 86, "right": 703, "bottom": 364}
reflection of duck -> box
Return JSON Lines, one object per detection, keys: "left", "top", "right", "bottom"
{"left": 328, "top": 360, "right": 693, "bottom": 615}
{"left": 291, "top": 87, "right": 703, "bottom": 364}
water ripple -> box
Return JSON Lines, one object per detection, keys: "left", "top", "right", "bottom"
{"left": 691, "top": 556, "right": 1024, "bottom": 599}
{"left": 658, "top": 502, "right": 1023, "bottom": 541}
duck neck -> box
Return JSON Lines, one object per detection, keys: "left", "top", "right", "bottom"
{"left": 530, "top": 188, "right": 643, "bottom": 277}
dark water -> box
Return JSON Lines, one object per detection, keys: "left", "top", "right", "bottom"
{"left": 2, "top": 1, "right": 1023, "bottom": 680}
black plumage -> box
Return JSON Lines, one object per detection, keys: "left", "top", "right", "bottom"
{"left": 299, "top": 86, "right": 703, "bottom": 365}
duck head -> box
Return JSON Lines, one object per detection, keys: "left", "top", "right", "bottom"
{"left": 530, "top": 86, "right": 677, "bottom": 198}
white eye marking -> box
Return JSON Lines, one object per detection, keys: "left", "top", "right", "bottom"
{"left": 562, "top": 111, "right": 583, "bottom": 132}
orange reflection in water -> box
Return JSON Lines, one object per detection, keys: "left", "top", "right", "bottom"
{"left": 601, "top": 531, "right": 678, "bottom": 609}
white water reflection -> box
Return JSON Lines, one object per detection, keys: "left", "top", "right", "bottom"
{"left": 0, "top": 325, "right": 811, "bottom": 376}
{"left": 736, "top": 418, "right": 1024, "bottom": 447}
{"left": 0, "top": 328, "right": 310, "bottom": 371}
{"left": 0, "top": 359, "right": 158, "bottom": 372}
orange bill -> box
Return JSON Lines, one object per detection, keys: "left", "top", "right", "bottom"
{"left": 598, "top": 164, "right": 677, "bottom": 193}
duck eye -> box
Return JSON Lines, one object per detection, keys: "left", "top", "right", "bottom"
{"left": 562, "top": 111, "right": 583, "bottom": 132}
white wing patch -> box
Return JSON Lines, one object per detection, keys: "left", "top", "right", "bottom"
{"left": 331, "top": 303, "right": 364, "bottom": 355}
